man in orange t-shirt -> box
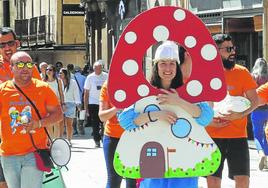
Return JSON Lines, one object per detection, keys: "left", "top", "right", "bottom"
{"left": 0, "top": 27, "right": 41, "bottom": 83}
{"left": 0, "top": 51, "right": 63, "bottom": 188}
{"left": 99, "top": 81, "right": 136, "bottom": 188}
{"left": 0, "top": 27, "right": 41, "bottom": 188}
{"left": 206, "top": 34, "right": 258, "bottom": 188}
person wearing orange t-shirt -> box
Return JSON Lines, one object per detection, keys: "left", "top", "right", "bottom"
{"left": 257, "top": 82, "right": 268, "bottom": 154}
{"left": 99, "top": 81, "right": 136, "bottom": 188}
{"left": 0, "top": 51, "right": 63, "bottom": 188}
{"left": 0, "top": 27, "right": 41, "bottom": 83}
{"left": 206, "top": 34, "right": 258, "bottom": 188}
{"left": 0, "top": 27, "right": 42, "bottom": 188}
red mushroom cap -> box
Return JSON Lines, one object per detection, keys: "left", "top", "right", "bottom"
{"left": 108, "top": 6, "right": 227, "bottom": 108}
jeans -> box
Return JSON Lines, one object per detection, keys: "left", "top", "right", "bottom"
{"left": 103, "top": 135, "right": 136, "bottom": 188}
{"left": 1, "top": 152, "right": 43, "bottom": 188}
{"left": 251, "top": 109, "right": 268, "bottom": 155}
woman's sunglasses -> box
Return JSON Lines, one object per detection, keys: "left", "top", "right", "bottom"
{"left": 15, "top": 61, "right": 34, "bottom": 69}
{"left": 46, "top": 68, "right": 53, "bottom": 72}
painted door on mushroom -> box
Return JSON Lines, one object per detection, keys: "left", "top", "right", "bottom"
{"left": 140, "top": 142, "right": 165, "bottom": 178}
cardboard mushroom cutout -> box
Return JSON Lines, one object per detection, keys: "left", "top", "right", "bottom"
{"left": 108, "top": 6, "right": 227, "bottom": 178}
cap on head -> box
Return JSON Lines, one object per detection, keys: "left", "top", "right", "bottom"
{"left": 154, "top": 41, "right": 180, "bottom": 64}
{"left": 10, "top": 51, "right": 32, "bottom": 64}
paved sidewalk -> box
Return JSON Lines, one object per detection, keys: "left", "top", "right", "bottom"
{"left": 61, "top": 128, "right": 268, "bottom": 188}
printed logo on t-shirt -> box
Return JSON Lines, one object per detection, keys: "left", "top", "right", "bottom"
{"left": 9, "top": 106, "right": 32, "bottom": 134}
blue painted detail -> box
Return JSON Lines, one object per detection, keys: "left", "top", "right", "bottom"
{"left": 146, "top": 147, "right": 158, "bottom": 157}
{"left": 171, "top": 118, "right": 192, "bottom": 138}
{"left": 144, "top": 104, "right": 160, "bottom": 113}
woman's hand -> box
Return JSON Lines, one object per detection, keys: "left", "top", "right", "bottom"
{"left": 151, "top": 111, "right": 177, "bottom": 125}
{"left": 157, "top": 89, "right": 181, "bottom": 105}
{"left": 61, "top": 103, "right": 67, "bottom": 112}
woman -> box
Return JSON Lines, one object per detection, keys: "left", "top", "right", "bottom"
{"left": 99, "top": 81, "right": 136, "bottom": 188}
{"left": 59, "top": 68, "right": 81, "bottom": 145}
{"left": 118, "top": 41, "right": 214, "bottom": 188}
{"left": 251, "top": 58, "right": 268, "bottom": 170}
{"left": 44, "top": 64, "right": 65, "bottom": 139}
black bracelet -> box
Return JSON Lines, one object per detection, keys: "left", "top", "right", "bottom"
{"left": 148, "top": 111, "right": 154, "bottom": 122}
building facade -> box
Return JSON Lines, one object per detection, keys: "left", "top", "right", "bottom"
{"left": 2, "top": 0, "right": 88, "bottom": 69}
{"left": 190, "top": 0, "right": 264, "bottom": 70}
{"left": 2, "top": 0, "right": 266, "bottom": 72}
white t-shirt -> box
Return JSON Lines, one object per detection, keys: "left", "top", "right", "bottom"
{"left": 84, "top": 72, "right": 108, "bottom": 105}
{"left": 47, "top": 79, "right": 63, "bottom": 100}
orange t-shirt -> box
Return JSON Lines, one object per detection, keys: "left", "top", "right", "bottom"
{"left": 206, "top": 64, "right": 257, "bottom": 138}
{"left": 0, "top": 60, "right": 41, "bottom": 83}
{"left": 0, "top": 79, "right": 60, "bottom": 156}
{"left": 257, "top": 82, "right": 268, "bottom": 103}
{"left": 99, "top": 81, "right": 124, "bottom": 138}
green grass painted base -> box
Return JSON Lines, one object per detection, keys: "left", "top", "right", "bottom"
{"left": 114, "top": 149, "right": 221, "bottom": 178}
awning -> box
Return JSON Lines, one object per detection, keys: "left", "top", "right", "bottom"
{"left": 253, "top": 15, "right": 262, "bottom": 32}
{"left": 207, "top": 24, "right": 222, "bottom": 34}
{"left": 224, "top": 15, "right": 263, "bottom": 32}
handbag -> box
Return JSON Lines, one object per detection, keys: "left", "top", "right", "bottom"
{"left": 13, "top": 82, "right": 55, "bottom": 172}
{"left": 34, "top": 149, "right": 54, "bottom": 172}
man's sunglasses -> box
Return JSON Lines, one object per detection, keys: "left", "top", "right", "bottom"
{"left": 15, "top": 61, "right": 34, "bottom": 69}
{"left": 0, "top": 41, "right": 16, "bottom": 48}
{"left": 218, "top": 46, "right": 236, "bottom": 53}
{"left": 46, "top": 68, "right": 53, "bottom": 71}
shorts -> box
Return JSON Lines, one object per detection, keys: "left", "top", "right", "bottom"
{"left": 211, "top": 138, "right": 250, "bottom": 179}
{"left": 64, "top": 102, "right": 76, "bottom": 118}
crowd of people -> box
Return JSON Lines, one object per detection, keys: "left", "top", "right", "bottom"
{"left": 1, "top": 26, "right": 268, "bottom": 188}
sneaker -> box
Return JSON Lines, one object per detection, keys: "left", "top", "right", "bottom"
{"left": 259, "top": 156, "right": 267, "bottom": 170}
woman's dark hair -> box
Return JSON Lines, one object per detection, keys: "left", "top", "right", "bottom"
{"left": 61, "top": 68, "right": 71, "bottom": 91}
{"left": 44, "top": 64, "right": 57, "bottom": 81}
{"left": 179, "top": 46, "right": 186, "bottom": 64}
{"left": 150, "top": 61, "right": 183, "bottom": 89}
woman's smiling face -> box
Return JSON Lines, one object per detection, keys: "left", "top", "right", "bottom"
{"left": 157, "top": 59, "right": 177, "bottom": 83}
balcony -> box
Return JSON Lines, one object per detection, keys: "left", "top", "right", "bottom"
{"left": 14, "top": 15, "right": 55, "bottom": 48}
{"left": 14, "top": 19, "right": 29, "bottom": 47}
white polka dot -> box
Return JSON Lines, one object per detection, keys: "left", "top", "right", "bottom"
{"left": 185, "top": 36, "right": 196, "bottom": 48}
{"left": 114, "top": 90, "right": 126, "bottom": 102}
{"left": 124, "top": 31, "right": 137, "bottom": 44}
{"left": 186, "top": 80, "right": 203, "bottom": 97}
{"left": 173, "top": 9, "right": 186, "bottom": 21}
{"left": 201, "top": 44, "right": 217, "bottom": 61}
{"left": 122, "top": 60, "right": 139, "bottom": 76}
{"left": 210, "top": 78, "right": 222, "bottom": 90}
{"left": 137, "top": 84, "right": 150, "bottom": 97}
{"left": 153, "top": 25, "right": 169, "bottom": 42}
